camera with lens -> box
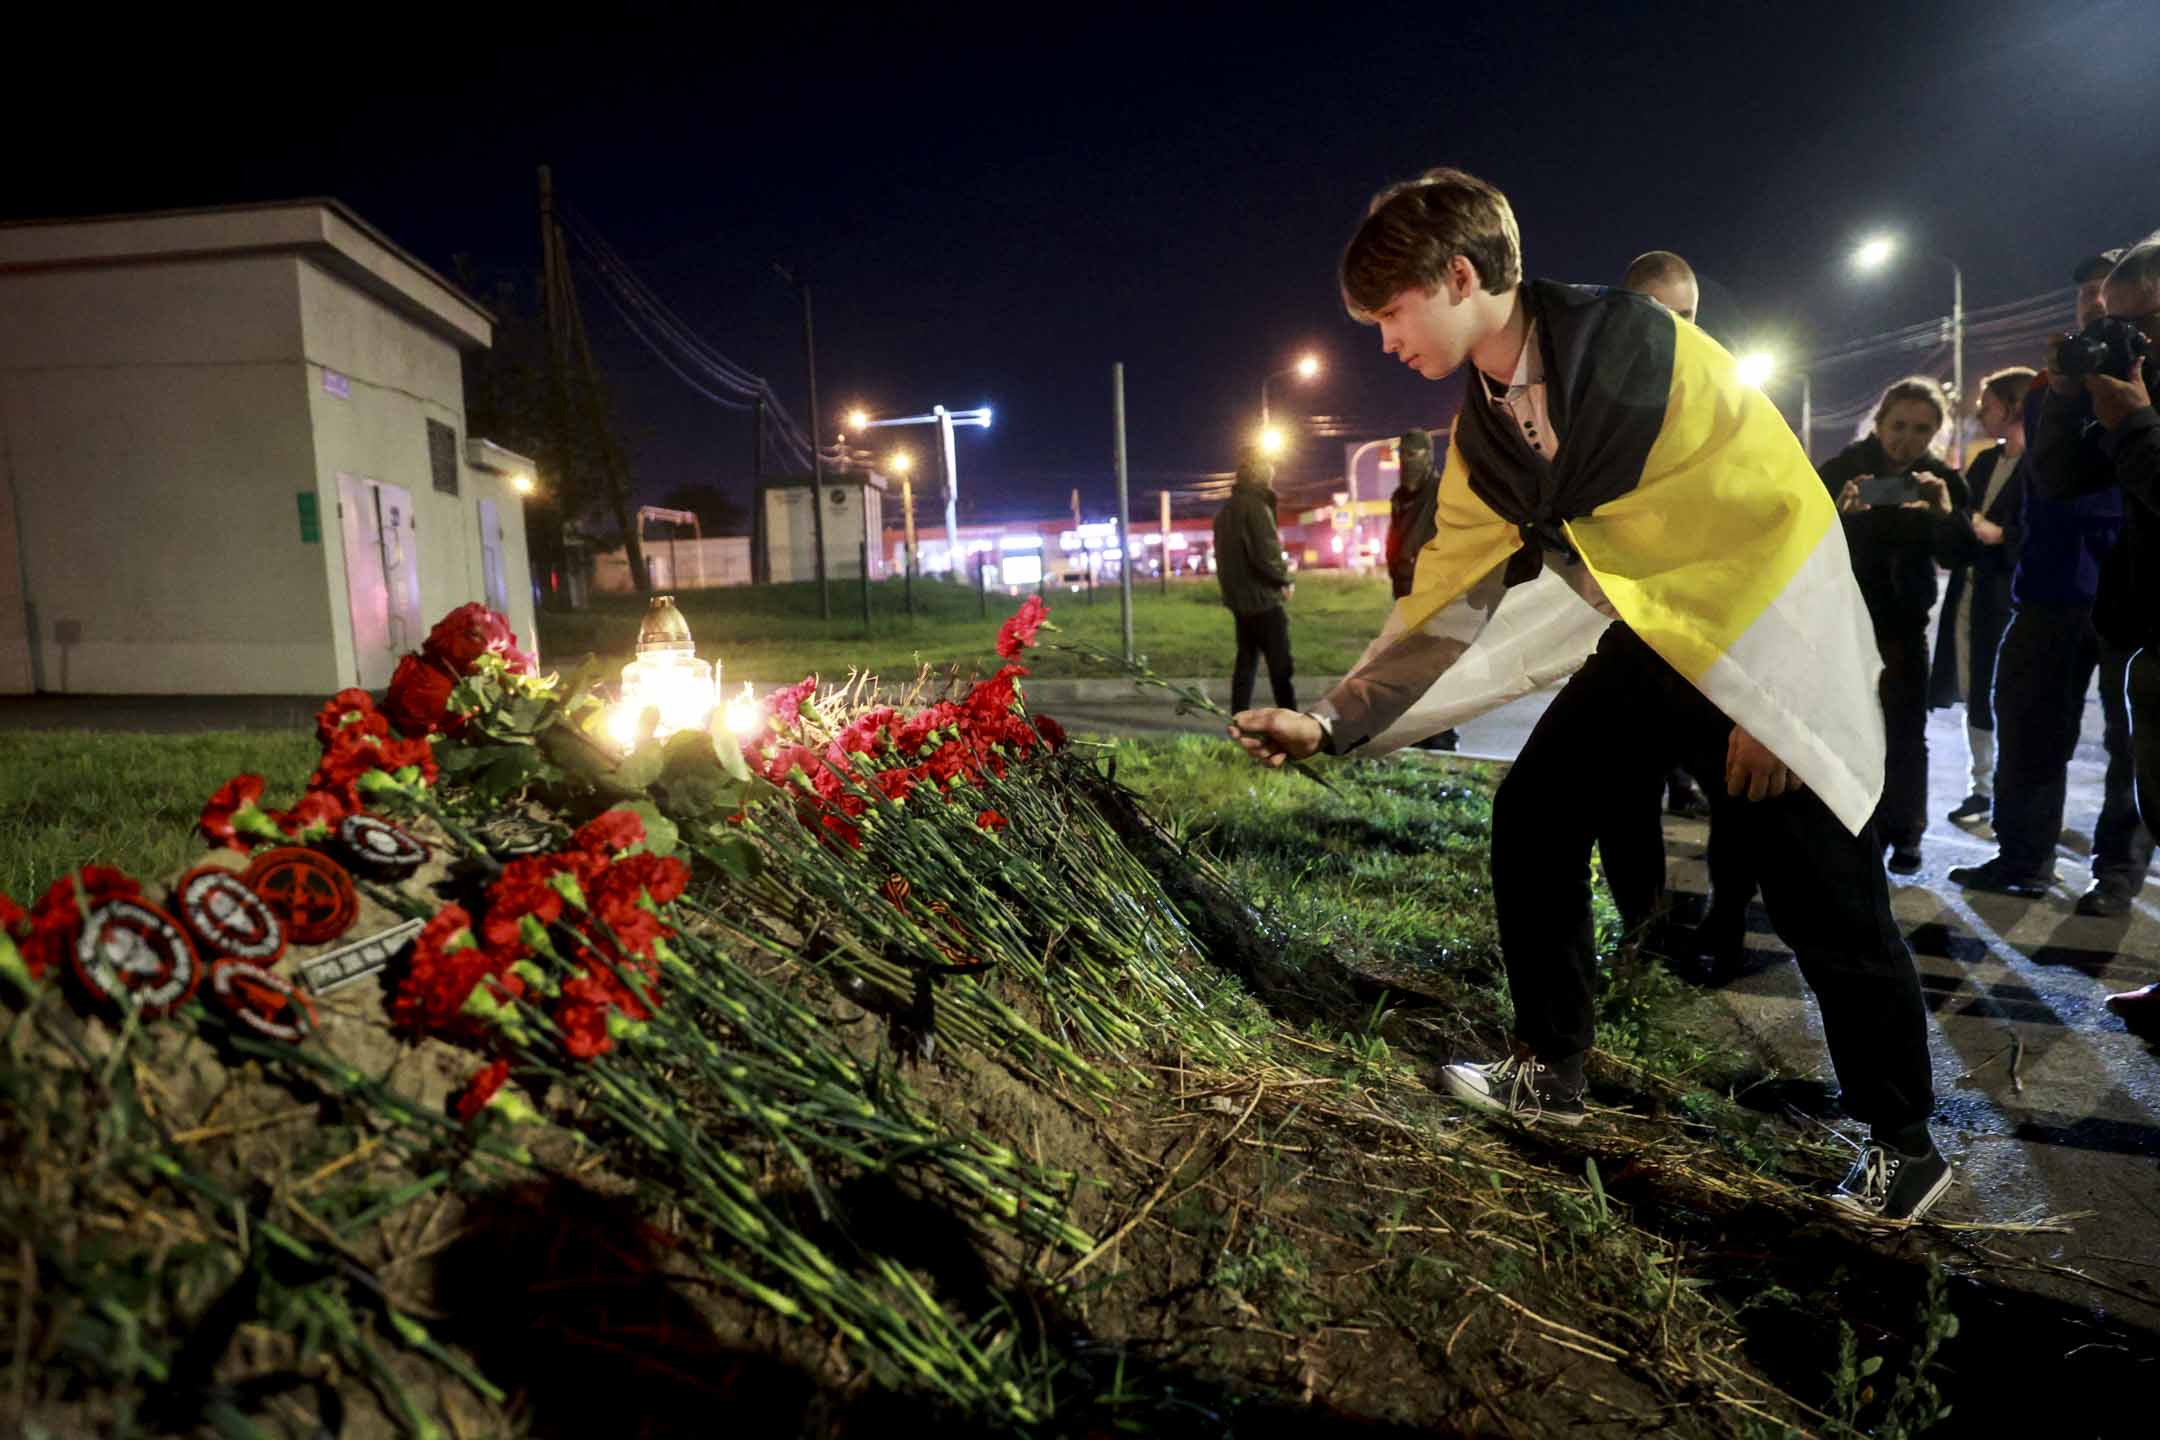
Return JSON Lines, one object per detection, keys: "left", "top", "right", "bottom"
{"left": 2051, "top": 315, "right": 2154, "bottom": 381}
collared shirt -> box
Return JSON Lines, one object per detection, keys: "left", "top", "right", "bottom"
{"left": 1477, "top": 320, "right": 1558, "bottom": 462}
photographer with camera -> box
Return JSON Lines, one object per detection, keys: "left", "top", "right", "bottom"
{"left": 2022, "top": 240, "right": 2160, "bottom": 1021}
{"left": 1950, "top": 251, "right": 2150, "bottom": 915}
{"left": 1819, "top": 379, "right": 1967, "bottom": 874}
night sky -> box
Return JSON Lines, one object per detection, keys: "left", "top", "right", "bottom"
{"left": 9, "top": 1, "right": 2157, "bottom": 522}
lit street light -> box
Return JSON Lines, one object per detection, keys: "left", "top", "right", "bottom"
{"left": 1255, "top": 424, "right": 1287, "bottom": 458}
{"left": 1735, "top": 348, "right": 1815, "bottom": 461}
{"left": 511, "top": 472, "right": 536, "bottom": 495}
{"left": 1851, "top": 232, "right": 1967, "bottom": 464}
{"left": 855, "top": 405, "right": 993, "bottom": 577}
{"left": 847, "top": 406, "right": 870, "bottom": 432}
{"left": 1261, "top": 352, "right": 1323, "bottom": 425}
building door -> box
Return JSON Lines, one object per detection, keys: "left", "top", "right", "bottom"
{"left": 477, "top": 498, "right": 508, "bottom": 614}
{"left": 338, "top": 474, "right": 423, "bottom": 689}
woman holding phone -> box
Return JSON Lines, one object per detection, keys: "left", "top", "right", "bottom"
{"left": 1819, "top": 378, "right": 1968, "bottom": 874}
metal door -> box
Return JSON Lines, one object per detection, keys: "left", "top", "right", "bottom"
{"left": 339, "top": 474, "right": 423, "bottom": 688}
{"left": 477, "top": 498, "right": 508, "bottom": 614}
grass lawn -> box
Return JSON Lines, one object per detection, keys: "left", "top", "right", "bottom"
{"left": 534, "top": 570, "right": 1396, "bottom": 682}
{"left": 0, "top": 732, "right": 318, "bottom": 901}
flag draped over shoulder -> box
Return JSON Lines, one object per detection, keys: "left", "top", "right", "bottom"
{"left": 1346, "top": 282, "right": 1884, "bottom": 836}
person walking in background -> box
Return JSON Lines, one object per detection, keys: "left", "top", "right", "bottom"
{"left": 1384, "top": 428, "right": 1459, "bottom": 751}
{"left": 1935, "top": 367, "right": 2033, "bottom": 824}
{"left": 1213, "top": 446, "right": 1297, "bottom": 714}
{"left": 1821, "top": 378, "right": 1968, "bottom": 874}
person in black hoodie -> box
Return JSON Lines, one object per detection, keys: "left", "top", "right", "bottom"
{"left": 1932, "top": 367, "right": 2033, "bottom": 823}
{"left": 1820, "top": 378, "right": 1968, "bottom": 874}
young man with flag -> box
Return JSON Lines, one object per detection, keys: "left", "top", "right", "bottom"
{"left": 1226, "top": 168, "right": 1948, "bottom": 1223}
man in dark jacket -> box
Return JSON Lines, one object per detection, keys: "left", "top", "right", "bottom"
{"left": 1821, "top": 379, "right": 1968, "bottom": 873}
{"left": 1213, "top": 449, "right": 1297, "bottom": 713}
{"left": 1383, "top": 429, "right": 1460, "bottom": 752}
{"left": 1932, "top": 367, "right": 2033, "bottom": 822}
{"left": 1951, "top": 251, "right": 2151, "bottom": 915}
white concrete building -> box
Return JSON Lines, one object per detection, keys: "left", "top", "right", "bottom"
{"left": 0, "top": 200, "right": 539, "bottom": 695}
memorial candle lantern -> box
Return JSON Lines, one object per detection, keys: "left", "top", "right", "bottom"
{"left": 607, "top": 595, "right": 717, "bottom": 750}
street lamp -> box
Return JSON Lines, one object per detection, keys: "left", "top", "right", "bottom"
{"left": 1261, "top": 352, "right": 1323, "bottom": 425}
{"left": 1851, "top": 233, "right": 1966, "bottom": 464}
{"left": 854, "top": 405, "right": 992, "bottom": 578}
{"left": 847, "top": 407, "right": 870, "bottom": 432}
{"left": 1734, "top": 349, "right": 1815, "bottom": 461}
{"left": 1255, "top": 424, "right": 1287, "bottom": 459}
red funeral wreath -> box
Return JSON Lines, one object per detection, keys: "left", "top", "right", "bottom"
{"left": 334, "top": 813, "right": 428, "bottom": 880}
{"left": 70, "top": 899, "right": 202, "bottom": 1017}
{"left": 243, "top": 848, "right": 358, "bottom": 945}
{"left": 172, "top": 865, "right": 286, "bottom": 964}
{"left": 209, "top": 959, "right": 320, "bottom": 1042}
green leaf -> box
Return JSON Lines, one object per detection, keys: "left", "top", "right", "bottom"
{"left": 1858, "top": 1355, "right": 1884, "bottom": 1378}
{"left": 616, "top": 799, "right": 679, "bottom": 857}
{"left": 655, "top": 731, "right": 746, "bottom": 818}
{"left": 694, "top": 834, "right": 764, "bottom": 885}
{"left": 435, "top": 742, "right": 485, "bottom": 775}
{"left": 708, "top": 713, "right": 752, "bottom": 783}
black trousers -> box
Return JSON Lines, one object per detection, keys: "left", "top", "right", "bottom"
{"left": 1872, "top": 612, "right": 1932, "bottom": 849}
{"left": 1990, "top": 606, "right": 2152, "bottom": 883}
{"left": 2131, "top": 649, "right": 2160, "bottom": 834}
{"left": 1492, "top": 624, "right": 1934, "bottom": 1136}
{"left": 1229, "top": 606, "right": 1296, "bottom": 713}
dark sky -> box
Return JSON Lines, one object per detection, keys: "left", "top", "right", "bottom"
{"left": 8, "top": 1, "right": 2157, "bottom": 522}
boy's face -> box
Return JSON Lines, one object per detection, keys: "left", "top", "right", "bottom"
{"left": 1977, "top": 391, "right": 2014, "bottom": 440}
{"left": 1370, "top": 263, "right": 1487, "bottom": 379}
{"left": 1640, "top": 276, "right": 1699, "bottom": 325}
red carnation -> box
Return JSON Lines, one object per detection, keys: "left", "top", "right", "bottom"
{"left": 995, "top": 595, "right": 1049, "bottom": 659}
{"left": 385, "top": 653, "right": 462, "bottom": 738}
{"left": 272, "top": 789, "right": 349, "bottom": 841}
{"left": 453, "top": 1059, "right": 511, "bottom": 1123}
{"left": 199, "top": 774, "right": 273, "bottom": 853}
{"left": 554, "top": 994, "right": 614, "bottom": 1060}
{"left": 0, "top": 894, "right": 26, "bottom": 938}
{"left": 315, "top": 688, "right": 389, "bottom": 746}
{"left": 22, "top": 867, "right": 144, "bottom": 981}
{"left": 574, "top": 809, "right": 646, "bottom": 857}
{"left": 481, "top": 855, "right": 568, "bottom": 950}
{"left": 767, "top": 675, "right": 819, "bottom": 729}
{"left": 976, "top": 809, "right": 1009, "bottom": 831}
{"left": 1034, "top": 714, "right": 1068, "bottom": 751}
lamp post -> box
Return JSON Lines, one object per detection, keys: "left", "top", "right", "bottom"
{"left": 854, "top": 404, "right": 993, "bottom": 579}
{"left": 1260, "top": 352, "right": 1322, "bottom": 427}
{"left": 1852, "top": 235, "right": 1965, "bottom": 465}
{"left": 890, "top": 449, "right": 917, "bottom": 615}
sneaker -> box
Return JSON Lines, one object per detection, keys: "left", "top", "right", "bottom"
{"left": 1417, "top": 728, "right": 1460, "bottom": 752}
{"left": 2075, "top": 879, "right": 2137, "bottom": 918}
{"left": 1948, "top": 792, "right": 1991, "bottom": 823}
{"left": 2105, "top": 982, "right": 2160, "bottom": 1033}
{"left": 1946, "top": 858, "right": 2050, "bottom": 899}
{"left": 1439, "top": 1051, "right": 1586, "bottom": 1128}
{"left": 1828, "top": 1141, "right": 1953, "bottom": 1223}
{"left": 1666, "top": 773, "right": 1713, "bottom": 819}
{"left": 1887, "top": 845, "right": 1923, "bottom": 876}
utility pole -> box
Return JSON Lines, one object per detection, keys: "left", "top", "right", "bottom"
{"left": 1113, "top": 363, "right": 1134, "bottom": 663}
{"left": 774, "top": 263, "right": 830, "bottom": 618}
{"left": 750, "top": 395, "right": 767, "bottom": 583}
{"left": 1160, "top": 490, "right": 1171, "bottom": 595}
{"left": 540, "top": 165, "right": 647, "bottom": 593}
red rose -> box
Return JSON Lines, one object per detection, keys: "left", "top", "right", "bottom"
{"left": 767, "top": 675, "right": 819, "bottom": 729}
{"left": 574, "top": 809, "right": 646, "bottom": 856}
{"left": 1034, "top": 714, "right": 1068, "bottom": 751}
{"left": 454, "top": 1059, "right": 511, "bottom": 1122}
{"left": 385, "top": 653, "right": 462, "bottom": 738}
{"left": 315, "top": 688, "right": 389, "bottom": 746}
{"left": 976, "top": 809, "right": 1009, "bottom": 831}
{"left": 995, "top": 595, "right": 1048, "bottom": 659}
{"left": 199, "top": 774, "right": 269, "bottom": 853}
{"left": 424, "top": 603, "right": 533, "bottom": 677}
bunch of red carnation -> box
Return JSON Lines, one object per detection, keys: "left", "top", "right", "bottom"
{"left": 4, "top": 866, "right": 141, "bottom": 984}
{"left": 746, "top": 660, "right": 1066, "bottom": 849}
{"left": 197, "top": 687, "right": 438, "bottom": 853}
{"left": 390, "top": 808, "right": 688, "bottom": 1064}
